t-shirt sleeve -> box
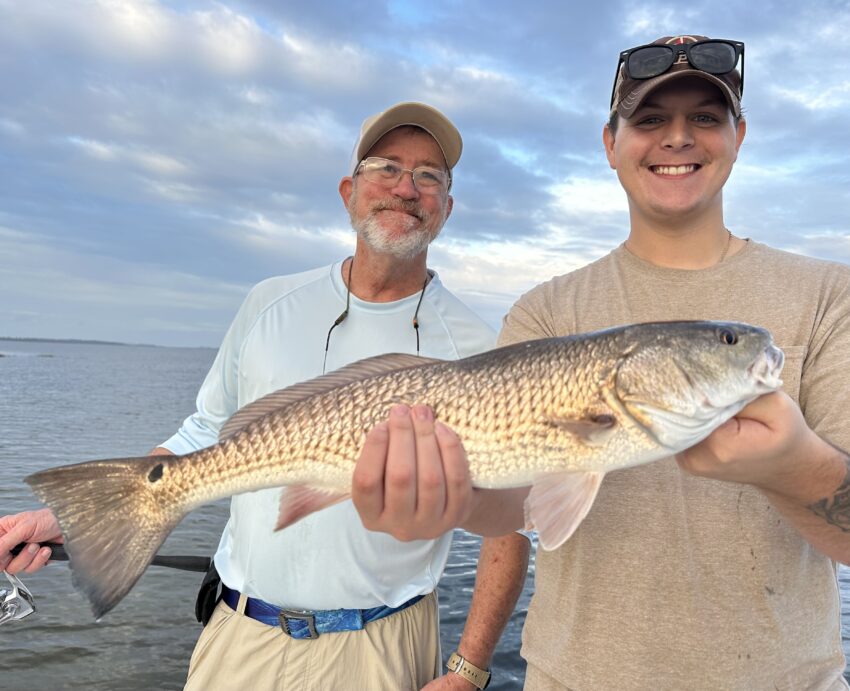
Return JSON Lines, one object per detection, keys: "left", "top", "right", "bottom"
{"left": 497, "top": 283, "right": 559, "bottom": 348}
{"left": 798, "top": 265, "right": 850, "bottom": 453}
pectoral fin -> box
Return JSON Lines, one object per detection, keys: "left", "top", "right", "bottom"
{"left": 276, "top": 486, "right": 350, "bottom": 531}
{"left": 524, "top": 471, "right": 604, "bottom": 550}
{"left": 548, "top": 414, "right": 618, "bottom": 447}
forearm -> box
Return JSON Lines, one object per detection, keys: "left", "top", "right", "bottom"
{"left": 761, "top": 438, "right": 850, "bottom": 564}
{"left": 453, "top": 532, "right": 530, "bottom": 671}
{"left": 461, "top": 488, "right": 529, "bottom": 537}
{"left": 678, "top": 393, "right": 850, "bottom": 564}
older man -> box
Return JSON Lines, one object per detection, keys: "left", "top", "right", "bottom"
{"left": 0, "top": 102, "right": 530, "bottom": 690}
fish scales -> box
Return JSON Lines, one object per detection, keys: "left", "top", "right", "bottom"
{"left": 24, "top": 321, "right": 784, "bottom": 618}
{"left": 171, "top": 330, "right": 659, "bottom": 503}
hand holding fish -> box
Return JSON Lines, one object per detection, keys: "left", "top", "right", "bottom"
{"left": 675, "top": 390, "right": 850, "bottom": 567}
{"left": 676, "top": 391, "right": 847, "bottom": 504}
{"left": 675, "top": 391, "right": 826, "bottom": 494}
{"left": 354, "top": 404, "right": 476, "bottom": 541}
{"left": 353, "top": 406, "right": 526, "bottom": 541}
{"left": 0, "top": 508, "right": 61, "bottom": 574}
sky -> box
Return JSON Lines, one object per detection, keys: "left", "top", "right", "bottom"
{"left": 2, "top": 0, "right": 849, "bottom": 347}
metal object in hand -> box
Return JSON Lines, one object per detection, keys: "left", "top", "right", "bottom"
{"left": 0, "top": 572, "right": 37, "bottom": 626}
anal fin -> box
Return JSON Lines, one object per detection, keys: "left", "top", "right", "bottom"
{"left": 276, "top": 486, "right": 350, "bottom": 531}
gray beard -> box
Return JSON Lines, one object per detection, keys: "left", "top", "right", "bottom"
{"left": 348, "top": 199, "right": 446, "bottom": 260}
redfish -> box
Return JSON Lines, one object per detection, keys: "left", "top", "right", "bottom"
{"left": 26, "top": 321, "right": 783, "bottom": 617}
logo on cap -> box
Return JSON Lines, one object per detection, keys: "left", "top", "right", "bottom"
{"left": 665, "top": 36, "right": 700, "bottom": 45}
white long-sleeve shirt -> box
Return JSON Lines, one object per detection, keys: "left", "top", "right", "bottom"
{"left": 161, "top": 261, "right": 495, "bottom": 609}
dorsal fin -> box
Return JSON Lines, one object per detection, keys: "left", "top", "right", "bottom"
{"left": 218, "top": 353, "right": 442, "bottom": 441}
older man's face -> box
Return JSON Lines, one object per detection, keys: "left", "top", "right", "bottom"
{"left": 340, "top": 127, "right": 453, "bottom": 260}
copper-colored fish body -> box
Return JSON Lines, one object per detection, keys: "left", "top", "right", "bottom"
{"left": 25, "top": 320, "right": 784, "bottom": 617}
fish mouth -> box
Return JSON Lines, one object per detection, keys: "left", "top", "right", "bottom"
{"left": 748, "top": 345, "right": 784, "bottom": 391}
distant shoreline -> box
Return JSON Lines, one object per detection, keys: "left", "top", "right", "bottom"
{"left": 0, "top": 337, "right": 214, "bottom": 350}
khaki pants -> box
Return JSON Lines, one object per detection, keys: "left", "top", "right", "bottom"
{"left": 184, "top": 591, "right": 441, "bottom": 691}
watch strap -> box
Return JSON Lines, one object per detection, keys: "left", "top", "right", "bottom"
{"left": 446, "top": 651, "right": 491, "bottom": 689}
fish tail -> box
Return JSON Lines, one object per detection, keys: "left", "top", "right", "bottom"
{"left": 25, "top": 455, "right": 187, "bottom": 619}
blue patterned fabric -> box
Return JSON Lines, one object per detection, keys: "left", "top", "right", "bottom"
{"left": 221, "top": 586, "right": 424, "bottom": 640}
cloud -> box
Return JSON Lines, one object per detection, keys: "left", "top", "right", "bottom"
{"left": 67, "top": 136, "right": 189, "bottom": 175}
{"left": 550, "top": 176, "right": 628, "bottom": 217}
{"left": 1, "top": 0, "right": 848, "bottom": 346}
{"left": 620, "top": 6, "right": 703, "bottom": 38}
{"left": 0, "top": 222, "right": 247, "bottom": 346}
{"left": 773, "top": 82, "right": 850, "bottom": 111}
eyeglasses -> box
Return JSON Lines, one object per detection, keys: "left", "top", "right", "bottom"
{"left": 611, "top": 39, "right": 745, "bottom": 110}
{"left": 356, "top": 157, "right": 451, "bottom": 194}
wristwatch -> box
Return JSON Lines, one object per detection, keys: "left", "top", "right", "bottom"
{"left": 446, "top": 651, "right": 491, "bottom": 689}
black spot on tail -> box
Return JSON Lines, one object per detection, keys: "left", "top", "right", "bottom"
{"left": 25, "top": 455, "right": 184, "bottom": 618}
{"left": 148, "top": 464, "right": 164, "bottom": 483}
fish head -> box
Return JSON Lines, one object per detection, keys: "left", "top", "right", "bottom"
{"left": 613, "top": 321, "right": 784, "bottom": 451}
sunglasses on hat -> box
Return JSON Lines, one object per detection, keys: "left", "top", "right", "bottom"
{"left": 610, "top": 38, "right": 745, "bottom": 111}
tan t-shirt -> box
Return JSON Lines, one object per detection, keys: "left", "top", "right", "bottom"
{"left": 499, "top": 241, "right": 850, "bottom": 691}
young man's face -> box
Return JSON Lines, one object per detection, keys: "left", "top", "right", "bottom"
{"left": 603, "top": 76, "right": 746, "bottom": 227}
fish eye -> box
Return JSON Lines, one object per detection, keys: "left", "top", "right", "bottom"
{"left": 718, "top": 328, "right": 738, "bottom": 345}
{"left": 148, "top": 463, "right": 164, "bottom": 482}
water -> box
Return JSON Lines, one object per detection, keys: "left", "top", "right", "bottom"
{"left": 3, "top": 340, "right": 849, "bottom": 690}
{"left": 0, "top": 340, "right": 533, "bottom": 690}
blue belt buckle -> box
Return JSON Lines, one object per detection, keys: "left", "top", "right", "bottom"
{"left": 279, "top": 609, "right": 319, "bottom": 639}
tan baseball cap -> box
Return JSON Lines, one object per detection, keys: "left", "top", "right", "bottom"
{"left": 348, "top": 101, "right": 463, "bottom": 176}
{"left": 611, "top": 35, "right": 743, "bottom": 119}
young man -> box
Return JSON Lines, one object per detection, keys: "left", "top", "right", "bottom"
{"left": 351, "top": 39, "right": 850, "bottom": 689}
{"left": 0, "top": 102, "right": 530, "bottom": 690}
